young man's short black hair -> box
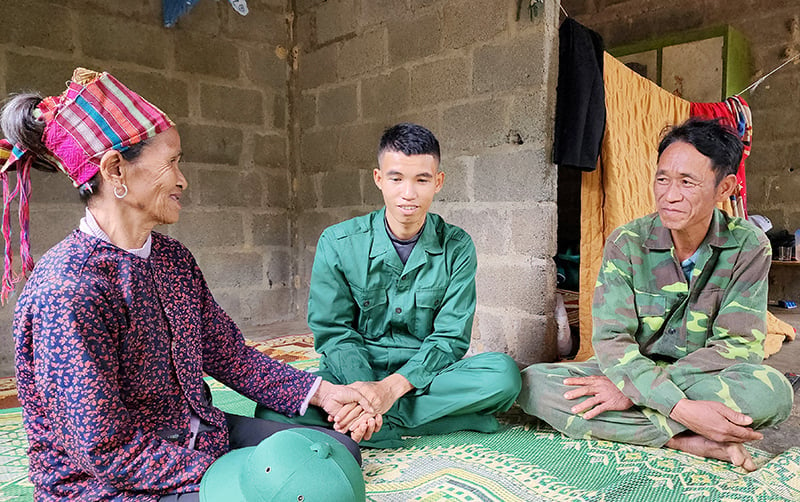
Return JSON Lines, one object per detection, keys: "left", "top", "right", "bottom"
{"left": 378, "top": 123, "right": 440, "bottom": 162}
{"left": 657, "top": 117, "right": 744, "bottom": 185}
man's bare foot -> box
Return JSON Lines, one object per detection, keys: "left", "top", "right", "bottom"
{"left": 665, "top": 432, "right": 757, "bottom": 472}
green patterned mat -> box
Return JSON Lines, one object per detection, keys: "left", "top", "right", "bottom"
{"left": 2, "top": 363, "right": 799, "bottom": 501}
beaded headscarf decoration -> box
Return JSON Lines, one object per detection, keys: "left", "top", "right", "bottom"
{"left": 0, "top": 68, "right": 174, "bottom": 302}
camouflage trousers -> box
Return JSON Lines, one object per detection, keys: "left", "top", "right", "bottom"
{"left": 518, "top": 359, "right": 793, "bottom": 447}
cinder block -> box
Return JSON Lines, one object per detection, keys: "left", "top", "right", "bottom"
{"left": 317, "top": 84, "right": 358, "bottom": 126}
{"left": 508, "top": 92, "right": 551, "bottom": 146}
{"left": 200, "top": 84, "right": 264, "bottom": 125}
{"left": 474, "top": 148, "right": 555, "bottom": 202}
{"left": 30, "top": 169, "right": 80, "bottom": 205}
{"left": 253, "top": 134, "right": 288, "bottom": 169}
{"left": 338, "top": 29, "right": 387, "bottom": 78}
{"left": 295, "top": 174, "right": 319, "bottom": 211}
{"left": 476, "top": 259, "right": 554, "bottom": 314}
{"left": 442, "top": 0, "right": 507, "bottom": 50}
{"left": 240, "top": 288, "right": 293, "bottom": 324}
{"left": 245, "top": 47, "right": 288, "bottom": 90}
{"left": 195, "top": 251, "right": 264, "bottom": 288}
{"left": 440, "top": 100, "right": 506, "bottom": 152}
{"left": 264, "top": 172, "right": 291, "bottom": 209}
{"left": 210, "top": 290, "right": 242, "bottom": 324}
{"left": 320, "top": 170, "right": 363, "bottom": 207}
{"left": 297, "top": 210, "right": 341, "bottom": 247}
{"left": 180, "top": 124, "right": 243, "bottom": 166}
{"left": 396, "top": 112, "right": 442, "bottom": 137}
{"left": 252, "top": 212, "right": 291, "bottom": 247}
{"left": 107, "top": 69, "right": 190, "bottom": 119}
{"left": 67, "top": 0, "right": 159, "bottom": 17}
{"left": 434, "top": 156, "right": 469, "bottom": 203}
{"left": 297, "top": 93, "right": 317, "bottom": 130}
{"left": 79, "top": 14, "right": 169, "bottom": 69}
{"left": 474, "top": 37, "right": 547, "bottom": 93}
{"left": 298, "top": 45, "right": 338, "bottom": 90}
{"left": 388, "top": 13, "right": 441, "bottom": 64}
{"left": 340, "top": 122, "right": 384, "bottom": 166}
{"left": 296, "top": 0, "right": 326, "bottom": 14}
{"left": 362, "top": 69, "right": 410, "bottom": 121}
{"left": 225, "top": 6, "right": 288, "bottom": 45}
{"left": 5, "top": 54, "right": 79, "bottom": 96}
{"left": 752, "top": 107, "right": 800, "bottom": 141}
{"left": 175, "top": 31, "right": 241, "bottom": 79}
{"left": 472, "top": 311, "right": 509, "bottom": 353}
{"left": 170, "top": 211, "right": 245, "bottom": 248}
{"left": 195, "top": 168, "right": 264, "bottom": 207}
{"left": 444, "top": 208, "right": 509, "bottom": 255}
{"left": 172, "top": 0, "right": 221, "bottom": 33}
{"left": 296, "top": 248, "right": 316, "bottom": 288}
{"left": 361, "top": 169, "right": 385, "bottom": 207}
{"left": 300, "top": 129, "right": 340, "bottom": 173}
{"left": 266, "top": 249, "right": 292, "bottom": 287}
{"left": 358, "top": 0, "right": 411, "bottom": 28}
{"left": 316, "top": 0, "right": 357, "bottom": 43}
{"left": 409, "top": 57, "right": 470, "bottom": 106}
{"left": 0, "top": 1, "right": 74, "bottom": 52}
{"left": 505, "top": 314, "right": 557, "bottom": 365}
{"left": 273, "top": 94, "right": 287, "bottom": 129}
{"left": 29, "top": 205, "right": 84, "bottom": 257}
{"left": 510, "top": 204, "right": 558, "bottom": 258}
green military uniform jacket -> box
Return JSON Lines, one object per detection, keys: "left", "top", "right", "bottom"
{"left": 592, "top": 208, "right": 771, "bottom": 417}
{"left": 308, "top": 208, "right": 477, "bottom": 391}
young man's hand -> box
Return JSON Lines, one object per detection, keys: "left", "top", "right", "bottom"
{"left": 350, "top": 374, "right": 414, "bottom": 415}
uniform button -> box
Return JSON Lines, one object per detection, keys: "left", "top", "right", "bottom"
{"left": 395, "top": 307, "right": 402, "bottom": 314}
{"left": 434, "top": 299, "right": 440, "bottom": 306}
{"left": 401, "top": 275, "right": 407, "bottom": 280}
{"left": 667, "top": 328, "right": 677, "bottom": 335}
{"left": 364, "top": 301, "right": 370, "bottom": 307}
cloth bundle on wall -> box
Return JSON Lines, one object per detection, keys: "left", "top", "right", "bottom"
{"left": 690, "top": 95, "right": 752, "bottom": 218}
{"left": 552, "top": 18, "right": 606, "bottom": 171}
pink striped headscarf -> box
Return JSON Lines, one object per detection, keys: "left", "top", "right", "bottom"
{"left": 0, "top": 68, "right": 174, "bottom": 302}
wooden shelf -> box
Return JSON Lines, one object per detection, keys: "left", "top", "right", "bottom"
{"left": 771, "top": 260, "right": 800, "bottom": 265}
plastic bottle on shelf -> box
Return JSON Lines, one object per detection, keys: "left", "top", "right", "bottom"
{"left": 795, "top": 229, "right": 800, "bottom": 261}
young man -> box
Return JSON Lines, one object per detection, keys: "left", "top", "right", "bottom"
{"left": 519, "top": 118, "right": 794, "bottom": 471}
{"left": 258, "top": 123, "right": 521, "bottom": 447}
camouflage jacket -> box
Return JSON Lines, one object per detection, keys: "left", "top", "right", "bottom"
{"left": 592, "top": 208, "right": 771, "bottom": 416}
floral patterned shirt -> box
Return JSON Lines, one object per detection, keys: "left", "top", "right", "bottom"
{"left": 14, "top": 231, "right": 317, "bottom": 500}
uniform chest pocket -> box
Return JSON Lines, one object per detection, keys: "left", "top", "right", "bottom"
{"left": 355, "top": 288, "right": 388, "bottom": 339}
{"left": 414, "top": 288, "right": 446, "bottom": 339}
{"left": 634, "top": 291, "right": 667, "bottom": 337}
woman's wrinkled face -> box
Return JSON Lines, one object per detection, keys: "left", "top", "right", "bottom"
{"left": 122, "top": 127, "right": 186, "bottom": 226}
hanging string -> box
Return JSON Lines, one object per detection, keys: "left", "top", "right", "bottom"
{"left": 559, "top": 3, "right": 569, "bottom": 18}
{"left": 735, "top": 52, "right": 800, "bottom": 95}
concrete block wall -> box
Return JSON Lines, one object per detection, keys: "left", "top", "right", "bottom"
{"left": 561, "top": 0, "right": 800, "bottom": 232}
{"left": 0, "top": 0, "right": 293, "bottom": 376}
{"left": 293, "top": 0, "right": 560, "bottom": 365}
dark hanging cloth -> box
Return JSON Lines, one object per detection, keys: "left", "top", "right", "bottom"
{"left": 553, "top": 18, "right": 606, "bottom": 172}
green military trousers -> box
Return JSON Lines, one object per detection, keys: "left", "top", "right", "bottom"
{"left": 518, "top": 359, "right": 793, "bottom": 447}
{"left": 256, "top": 352, "right": 522, "bottom": 448}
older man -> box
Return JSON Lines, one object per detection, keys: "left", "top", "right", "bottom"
{"left": 519, "top": 118, "right": 793, "bottom": 471}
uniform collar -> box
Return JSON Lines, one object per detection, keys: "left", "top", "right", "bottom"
{"left": 369, "top": 207, "right": 443, "bottom": 271}
{"left": 645, "top": 208, "right": 740, "bottom": 252}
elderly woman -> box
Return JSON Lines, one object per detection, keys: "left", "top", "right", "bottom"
{"left": 0, "top": 68, "right": 377, "bottom": 501}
